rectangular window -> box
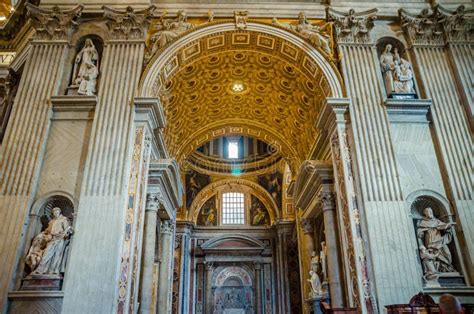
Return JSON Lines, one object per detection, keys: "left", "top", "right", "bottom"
{"left": 228, "top": 140, "right": 239, "bottom": 159}
{"left": 222, "top": 192, "right": 245, "bottom": 224}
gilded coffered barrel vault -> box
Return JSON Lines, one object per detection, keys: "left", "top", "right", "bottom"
{"left": 0, "top": 2, "right": 473, "bottom": 314}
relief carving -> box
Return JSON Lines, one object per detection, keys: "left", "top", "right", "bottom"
{"left": 327, "top": 8, "right": 377, "bottom": 44}
{"left": 103, "top": 6, "right": 155, "bottom": 40}
{"left": 234, "top": 11, "right": 249, "bottom": 30}
{"left": 26, "top": 4, "right": 83, "bottom": 40}
{"left": 273, "top": 12, "right": 331, "bottom": 54}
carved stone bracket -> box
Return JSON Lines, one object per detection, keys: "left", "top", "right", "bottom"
{"left": 103, "top": 6, "right": 155, "bottom": 40}
{"left": 437, "top": 4, "right": 474, "bottom": 43}
{"left": 399, "top": 8, "right": 444, "bottom": 47}
{"left": 301, "top": 218, "right": 314, "bottom": 235}
{"left": 327, "top": 8, "right": 378, "bottom": 44}
{"left": 26, "top": 4, "right": 83, "bottom": 41}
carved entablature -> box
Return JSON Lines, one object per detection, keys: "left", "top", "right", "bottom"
{"left": 327, "top": 8, "right": 378, "bottom": 44}
{"left": 437, "top": 5, "right": 474, "bottom": 43}
{"left": 26, "top": 4, "right": 83, "bottom": 41}
{"left": 399, "top": 8, "right": 444, "bottom": 47}
{"left": 103, "top": 6, "right": 155, "bottom": 40}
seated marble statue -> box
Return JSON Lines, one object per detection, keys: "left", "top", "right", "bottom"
{"left": 308, "top": 270, "right": 322, "bottom": 297}
{"left": 28, "top": 207, "right": 73, "bottom": 276}
{"left": 380, "top": 44, "right": 415, "bottom": 96}
{"left": 72, "top": 38, "right": 99, "bottom": 96}
{"left": 417, "top": 207, "right": 456, "bottom": 274}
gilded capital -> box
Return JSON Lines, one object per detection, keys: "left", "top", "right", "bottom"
{"left": 26, "top": 4, "right": 83, "bottom": 41}
{"left": 327, "top": 8, "right": 377, "bottom": 44}
{"left": 103, "top": 6, "right": 155, "bottom": 40}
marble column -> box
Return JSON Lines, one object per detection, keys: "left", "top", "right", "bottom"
{"left": 275, "top": 222, "right": 292, "bottom": 313}
{"left": 158, "top": 219, "right": 175, "bottom": 313}
{"left": 205, "top": 262, "right": 214, "bottom": 314}
{"left": 139, "top": 192, "right": 161, "bottom": 313}
{"left": 0, "top": 5, "right": 81, "bottom": 311}
{"left": 319, "top": 191, "right": 344, "bottom": 307}
{"left": 254, "top": 263, "right": 262, "bottom": 314}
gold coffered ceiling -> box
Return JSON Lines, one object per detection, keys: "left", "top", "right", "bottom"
{"left": 149, "top": 30, "right": 335, "bottom": 172}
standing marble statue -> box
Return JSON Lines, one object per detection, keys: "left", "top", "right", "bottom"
{"left": 308, "top": 270, "right": 322, "bottom": 296}
{"left": 27, "top": 207, "right": 73, "bottom": 275}
{"left": 380, "top": 44, "right": 415, "bottom": 95}
{"left": 72, "top": 38, "right": 99, "bottom": 96}
{"left": 320, "top": 241, "right": 328, "bottom": 283}
{"left": 273, "top": 12, "right": 331, "bottom": 54}
{"left": 417, "top": 207, "right": 456, "bottom": 274}
{"left": 310, "top": 251, "right": 319, "bottom": 273}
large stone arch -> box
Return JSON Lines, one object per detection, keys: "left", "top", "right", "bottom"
{"left": 139, "top": 21, "right": 344, "bottom": 175}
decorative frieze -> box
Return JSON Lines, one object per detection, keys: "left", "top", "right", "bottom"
{"left": 103, "top": 6, "right": 155, "bottom": 40}
{"left": 399, "top": 8, "right": 444, "bottom": 47}
{"left": 437, "top": 4, "right": 474, "bottom": 43}
{"left": 26, "top": 4, "right": 83, "bottom": 41}
{"left": 326, "top": 8, "right": 377, "bottom": 44}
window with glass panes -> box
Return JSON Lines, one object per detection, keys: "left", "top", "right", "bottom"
{"left": 221, "top": 192, "right": 245, "bottom": 224}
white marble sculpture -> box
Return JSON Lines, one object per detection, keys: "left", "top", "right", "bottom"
{"left": 147, "top": 11, "right": 193, "bottom": 60}
{"left": 320, "top": 241, "right": 327, "bottom": 283}
{"left": 380, "top": 44, "right": 415, "bottom": 96}
{"left": 308, "top": 270, "right": 322, "bottom": 297}
{"left": 417, "top": 207, "right": 457, "bottom": 277}
{"left": 273, "top": 12, "right": 331, "bottom": 54}
{"left": 72, "top": 38, "right": 99, "bottom": 96}
{"left": 310, "top": 251, "right": 319, "bottom": 273}
{"left": 27, "top": 207, "right": 73, "bottom": 275}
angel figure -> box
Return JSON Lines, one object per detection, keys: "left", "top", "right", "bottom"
{"left": 273, "top": 12, "right": 331, "bottom": 54}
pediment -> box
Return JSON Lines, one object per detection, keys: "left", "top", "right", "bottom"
{"left": 200, "top": 235, "right": 265, "bottom": 254}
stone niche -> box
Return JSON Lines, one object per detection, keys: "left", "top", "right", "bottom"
{"left": 377, "top": 37, "right": 417, "bottom": 99}
{"left": 411, "top": 195, "right": 466, "bottom": 288}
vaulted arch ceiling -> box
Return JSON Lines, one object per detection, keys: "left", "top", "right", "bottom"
{"left": 142, "top": 25, "right": 343, "bottom": 173}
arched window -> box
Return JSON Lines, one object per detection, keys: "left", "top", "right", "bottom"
{"left": 222, "top": 192, "right": 245, "bottom": 225}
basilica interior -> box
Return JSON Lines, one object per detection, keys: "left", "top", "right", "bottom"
{"left": 0, "top": 0, "right": 473, "bottom": 313}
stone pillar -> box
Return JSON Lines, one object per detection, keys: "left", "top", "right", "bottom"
{"left": 0, "top": 5, "right": 82, "bottom": 311}
{"left": 275, "top": 222, "right": 292, "bottom": 313}
{"left": 158, "top": 219, "right": 175, "bottom": 313}
{"left": 205, "top": 262, "right": 214, "bottom": 314}
{"left": 139, "top": 193, "right": 161, "bottom": 313}
{"left": 254, "top": 263, "right": 262, "bottom": 314}
{"left": 319, "top": 191, "right": 344, "bottom": 307}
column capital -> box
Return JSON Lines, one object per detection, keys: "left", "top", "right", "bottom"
{"left": 26, "top": 4, "right": 83, "bottom": 41}
{"left": 300, "top": 218, "right": 314, "bottom": 235}
{"left": 103, "top": 6, "right": 155, "bottom": 41}
{"left": 399, "top": 8, "right": 445, "bottom": 47}
{"left": 318, "top": 191, "right": 336, "bottom": 212}
{"left": 146, "top": 192, "right": 163, "bottom": 212}
{"left": 327, "top": 8, "right": 378, "bottom": 45}
{"left": 436, "top": 4, "right": 474, "bottom": 44}
{"left": 161, "top": 219, "right": 175, "bottom": 234}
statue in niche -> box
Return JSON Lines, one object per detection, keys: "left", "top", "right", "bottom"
{"left": 419, "top": 246, "right": 439, "bottom": 284}
{"left": 310, "top": 251, "right": 319, "bottom": 272}
{"left": 26, "top": 207, "right": 73, "bottom": 276}
{"left": 72, "top": 39, "right": 99, "bottom": 96}
{"left": 416, "top": 207, "right": 457, "bottom": 275}
{"left": 273, "top": 12, "right": 331, "bottom": 54}
{"left": 320, "top": 241, "right": 328, "bottom": 283}
{"left": 380, "top": 44, "right": 415, "bottom": 96}
{"left": 308, "top": 270, "right": 322, "bottom": 297}
{"left": 147, "top": 11, "right": 193, "bottom": 60}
